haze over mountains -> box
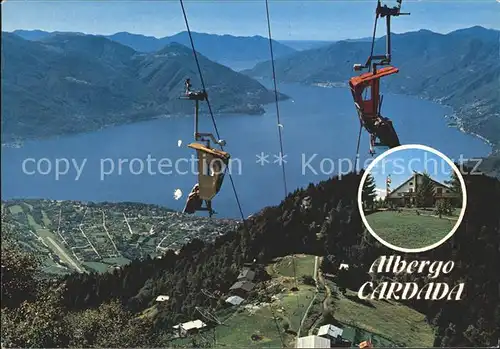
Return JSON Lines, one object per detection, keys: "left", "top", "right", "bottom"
{"left": 245, "top": 26, "right": 500, "bottom": 157}
{"left": 1, "top": 32, "right": 287, "bottom": 143}
{"left": 279, "top": 37, "right": 372, "bottom": 51}
{"left": 12, "top": 29, "right": 297, "bottom": 70}
{"left": 278, "top": 40, "right": 334, "bottom": 51}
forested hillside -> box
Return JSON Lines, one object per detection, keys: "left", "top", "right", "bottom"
{"left": 2, "top": 169, "right": 499, "bottom": 347}
{"left": 1, "top": 32, "right": 287, "bottom": 143}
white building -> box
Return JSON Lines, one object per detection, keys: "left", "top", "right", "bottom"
{"left": 155, "top": 295, "right": 170, "bottom": 302}
{"left": 317, "top": 324, "right": 343, "bottom": 342}
{"left": 296, "top": 335, "right": 331, "bottom": 348}
{"left": 225, "top": 295, "right": 244, "bottom": 306}
{"left": 173, "top": 319, "right": 207, "bottom": 337}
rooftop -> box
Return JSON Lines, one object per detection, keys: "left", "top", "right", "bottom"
{"left": 317, "top": 324, "right": 343, "bottom": 338}
{"left": 229, "top": 280, "right": 255, "bottom": 292}
{"left": 237, "top": 268, "right": 256, "bottom": 281}
{"left": 226, "top": 295, "right": 245, "bottom": 305}
{"left": 387, "top": 172, "right": 454, "bottom": 199}
{"left": 173, "top": 319, "right": 207, "bottom": 331}
{"left": 155, "top": 295, "right": 170, "bottom": 302}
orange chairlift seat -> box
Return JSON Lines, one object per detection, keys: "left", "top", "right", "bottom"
{"left": 349, "top": 65, "right": 399, "bottom": 120}
{"left": 349, "top": 0, "right": 409, "bottom": 154}
{"left": 349, "top": 66, "right": 401, "bottom": 152}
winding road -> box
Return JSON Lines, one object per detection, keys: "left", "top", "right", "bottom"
{"left": 297, "top": 256, "right": 319, "bottom": 338}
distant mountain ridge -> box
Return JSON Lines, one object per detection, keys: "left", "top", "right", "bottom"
{"left": 12, "top": 30, "right": 297, "bottom": 69}
{"left": 1, "top": 32, "right": 287, "bottom": 143}
{"left": 245, "top": 26, "right": 500, "bottom": 173}
{"left": 278, "top": 40, "right": 334, "bottom": 51}
{"left": 277, "top": 37, "right": 373, "bottom": 51}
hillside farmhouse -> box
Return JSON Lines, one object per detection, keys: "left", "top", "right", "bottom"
{"left": 173, "top": 319, "right": 207, "bottom": 337}
{"left": 229, "top": 280, "right": 255, "bottom": 298}
{"left": 237, "top": 268, "right": 256, "bottom": 282}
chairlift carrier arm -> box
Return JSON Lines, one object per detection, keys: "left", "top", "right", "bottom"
{"left": 356, "top": 0, "right": 410, "bottom": 73}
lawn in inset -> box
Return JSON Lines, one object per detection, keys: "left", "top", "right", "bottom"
{"left": 366, "top": 210, "right": 457, "bottom": 249}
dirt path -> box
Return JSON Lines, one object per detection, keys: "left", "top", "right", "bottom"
{"left": 101, "top": 210, "right": 119, "bottom": 255}
{"left": 297, "top": 256, "right": 319, "bottom": 338}
{"left": 318, "top": 266, "right": 331, "bottom": 310}
{"left": 308, "top": 257, "right": 332, "bottom": 335}
{"left": 123, "top": 213, "right": 134, "bottom": 235}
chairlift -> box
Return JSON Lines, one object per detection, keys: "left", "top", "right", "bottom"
{"left": 349, "top": 0, "right": 410, "bottom": 155}
{"left": 180, "top": 78, "right": 230, "bottom": 217}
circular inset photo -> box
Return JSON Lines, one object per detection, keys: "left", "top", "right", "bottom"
{"left": 358, "top": 144, "right": 467, "bottom": 253}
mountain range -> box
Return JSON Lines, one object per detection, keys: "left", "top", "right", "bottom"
{"left": 5, "top": 26, "right": 500, "bottom": 177}
{"left": 12, "top": 30, "right": 297, "bottom": 69}
{"left": 245, "top": 26, "right": 500, "bottom": 164}
{"left": 1, "top": 32, "right": 287, "bottom": 143}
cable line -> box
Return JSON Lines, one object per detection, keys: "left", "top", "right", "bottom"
{"left": 179, "top": 1, "right": 286, "bottom": 346}
{"left": 354, "top": 5, "right": 379, "bottom": 164}
{"left": 265, "top": 0, "right": 301, "bottom": 320}
{"left": 265, "top": 0, "right": 288, "bottom": 197}
{"left": 179, "top": 0, "right": 246, "bottom": 224}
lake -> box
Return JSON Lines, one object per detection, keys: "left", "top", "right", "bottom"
{"left": 1, "top": 82, "right": 491, "bottom": 218}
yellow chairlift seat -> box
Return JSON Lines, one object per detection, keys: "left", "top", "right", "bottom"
{"left": 188, "top": 142, "right": 230, "bottom": 201}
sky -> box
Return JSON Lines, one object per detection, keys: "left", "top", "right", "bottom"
{"left": 2, "top": 0, "right": 499, "bottom": 41}
{"left": 368, "top": 148, "right": 457, "bottom": 200}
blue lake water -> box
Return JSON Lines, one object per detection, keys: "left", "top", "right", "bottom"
{"left": 1, "top": 82, "right": 491, "bottom": 218}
